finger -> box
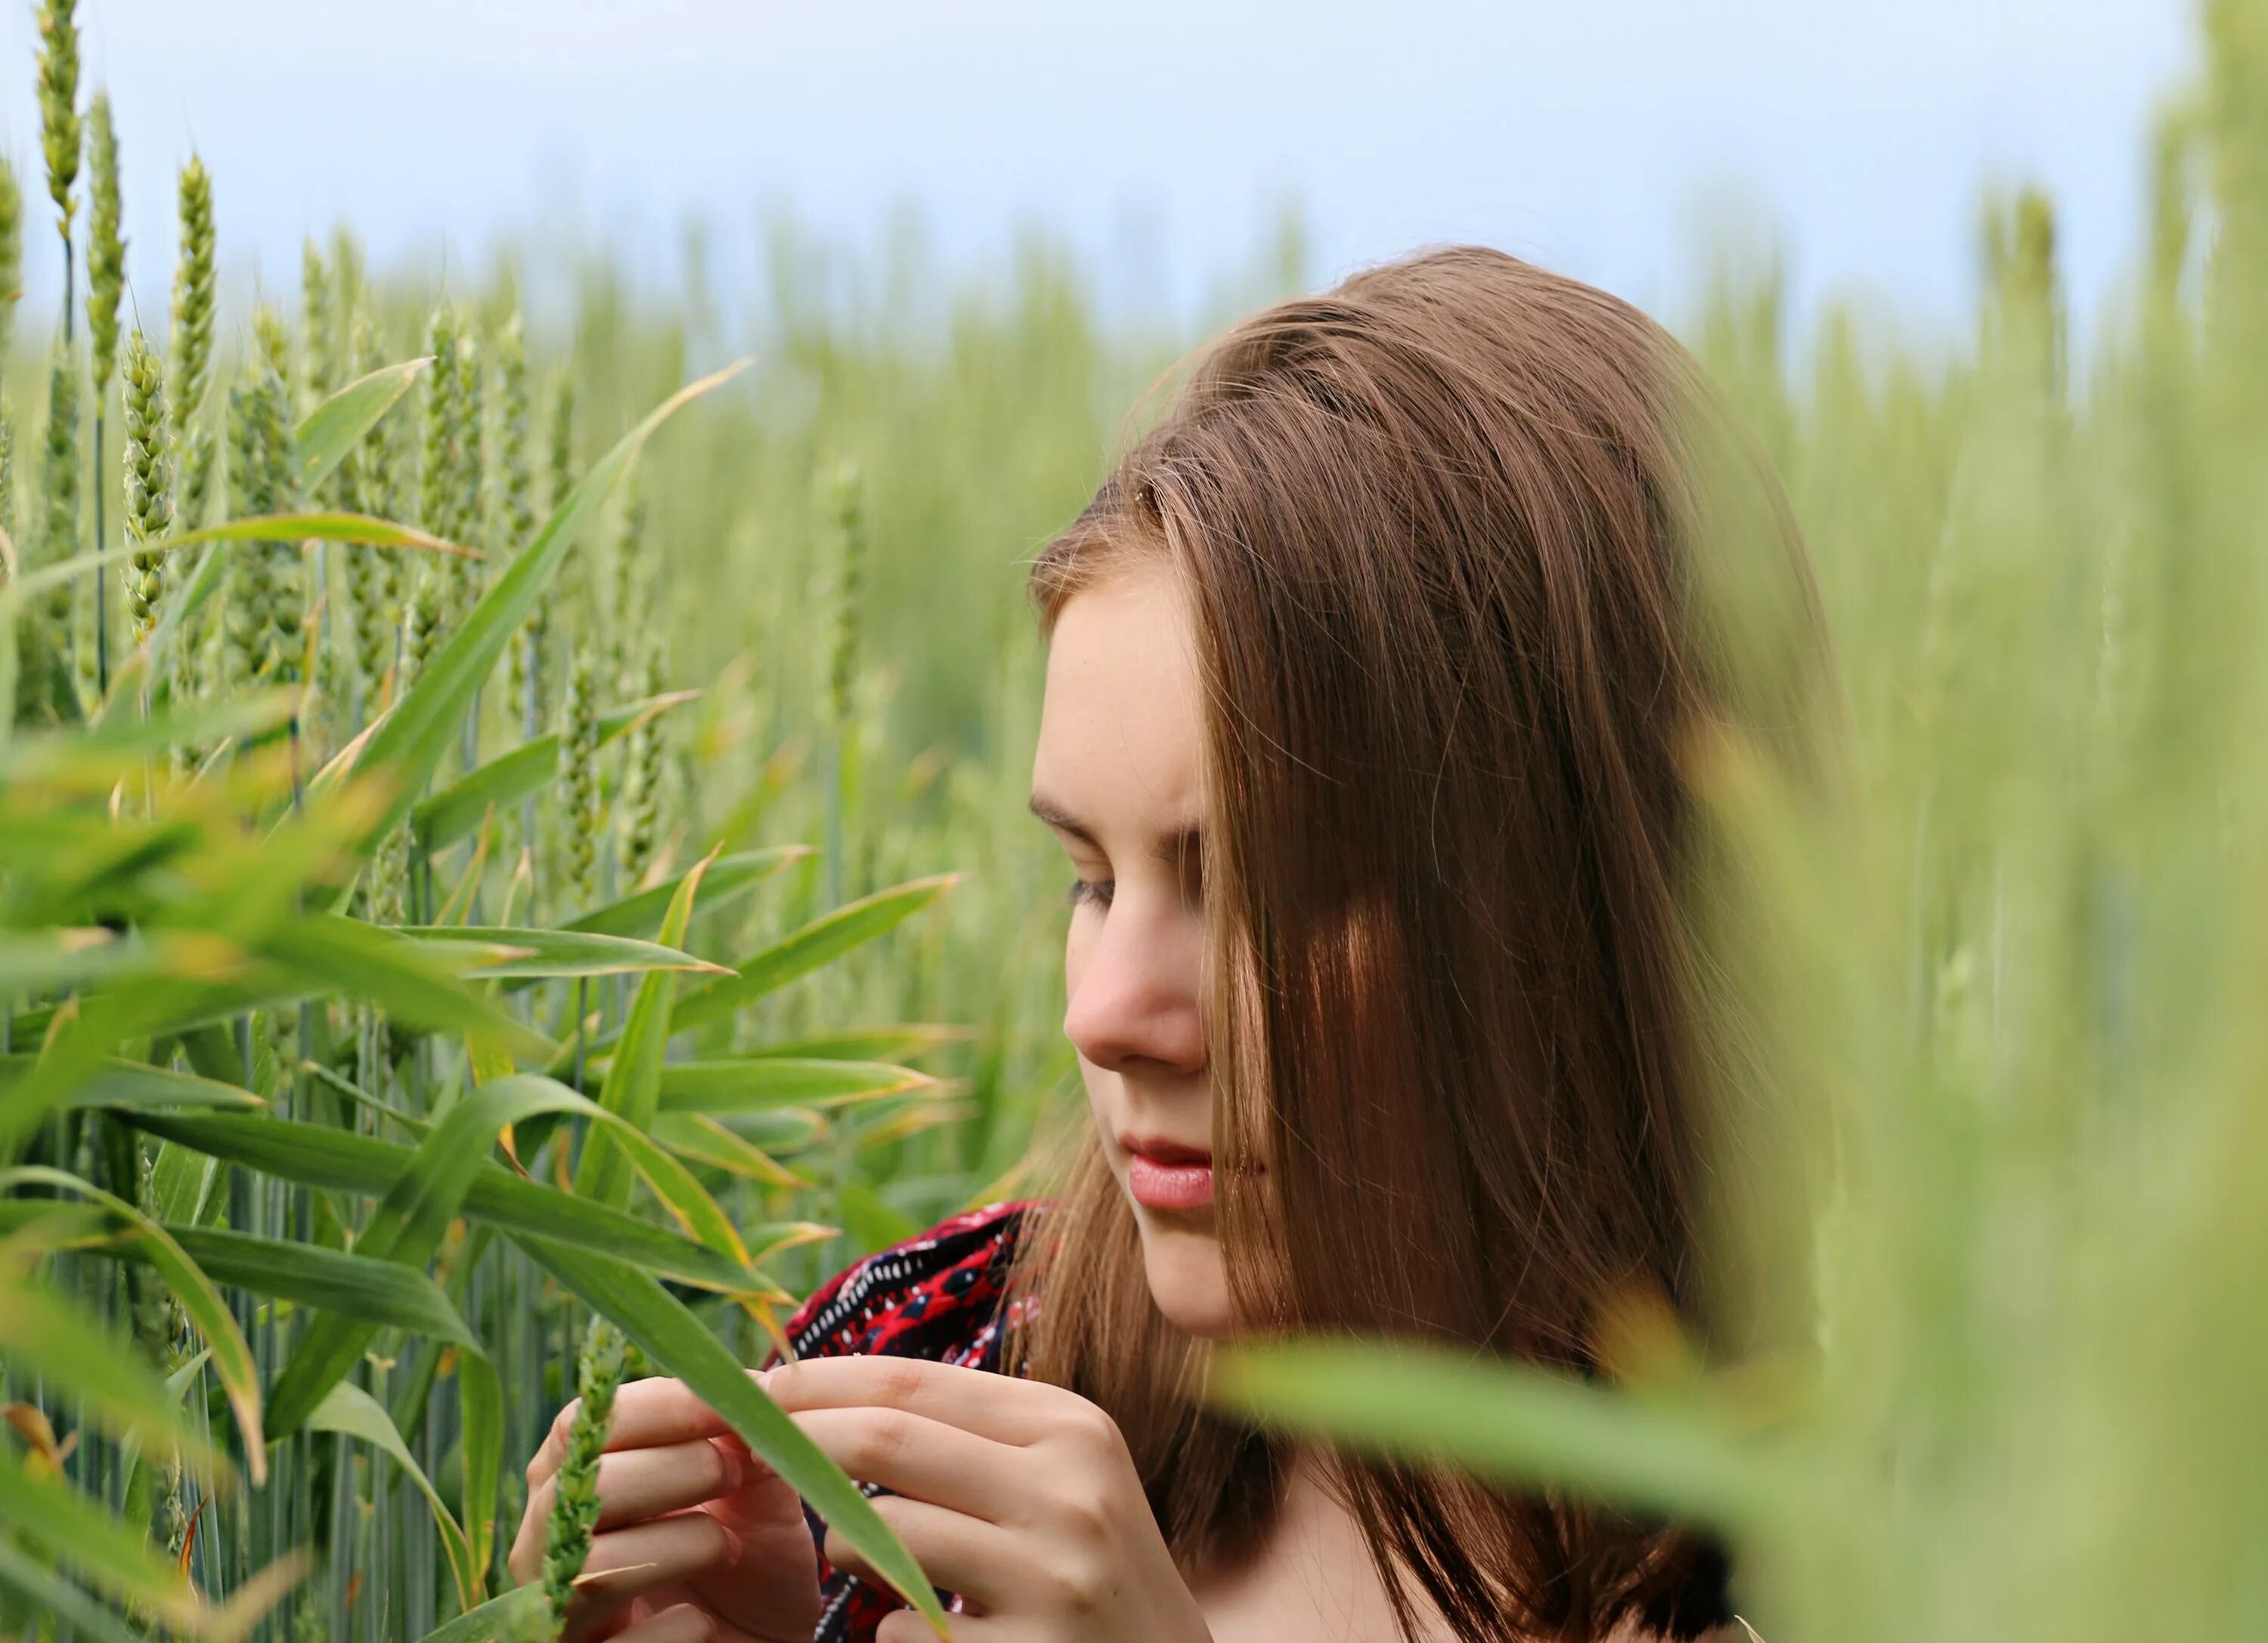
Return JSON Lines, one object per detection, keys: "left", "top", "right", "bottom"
{"left": 762, "top": 1356, "right": 1083, "bottom": 1446}
{"left": 596, "top": 1440, "right": 745, "bottom": 1529}
{"left": 532, "top": 1378, "right": 745, "bottom": 1487}
{"left": 569, "top": 1513, "right": 742, "bottom": 1623}
{"left": 610, "top": 1602, "right": 769, "bottom": 1643}
{"left": 519, "top": 1438, "right": 747, "bottom": 1567}
{"left": 822, "top": 1493, "right": 1018, "bottom": 1613}
{"left": 792, "top": 1407, "right": 1019, "bottom": 1523}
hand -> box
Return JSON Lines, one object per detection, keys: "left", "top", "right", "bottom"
{"left": 761, "top": 1355, "right": 1216, "bottom": 1643}
{"left": 507, "top": 1375, "right": 826, "bottom": 1643}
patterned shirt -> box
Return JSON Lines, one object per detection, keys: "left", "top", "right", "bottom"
{"left": 761, "top": 1198, "right": 1044, "bottom": 1643}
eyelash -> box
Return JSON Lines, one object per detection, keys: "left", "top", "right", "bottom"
{"left": 1064, "top": 877, "right": 1114, "bottom": 910}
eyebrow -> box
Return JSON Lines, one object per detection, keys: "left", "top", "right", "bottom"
{"left": 1028, "top": 793, "right": 1204, "bottom": 873}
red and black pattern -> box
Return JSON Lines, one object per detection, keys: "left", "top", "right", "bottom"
{"left": 761, "top": 1198, "right": 1046, "bottom": 1643}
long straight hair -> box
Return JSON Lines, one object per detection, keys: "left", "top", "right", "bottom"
{"left": 1002, "top": 245, "right": 1841, "bottom": 1641}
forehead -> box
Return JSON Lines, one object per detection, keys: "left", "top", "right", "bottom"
{"left": 1032, "top": 561, "right": 1204, "bottom": 829}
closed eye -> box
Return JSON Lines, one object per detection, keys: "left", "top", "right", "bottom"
{"left": 1064, "top": 877, "right": 1114, "bottom": 910}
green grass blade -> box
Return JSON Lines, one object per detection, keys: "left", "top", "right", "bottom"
{"left": 563, "top": 846, "right": 810, "bottom": 939}
{"left": 266, "top": 1078, "right": 587, "bottom": 1436}
{"left": 296, "top": 355, "right": 431, "bottom": 494}
{"left": 305, "top": 1381, "right": 482, "bottom": 1613}
{"left": 0, "top": 931, "right": 154, "bottom": 993}
{"left": 349, "top": 360, "right": 750, "bottom": 850}
{"left": 671, "top": 873, "right": 962, "bottom": 1032}
{"left": 659, "top": 1108, "right": 826, "bottom": 1157}
{"left": 256, "top": 914, "right": 541, "bottom": 1049}
{"left": 514, "top": 1234, "right": 952, "bottom": 1636}
{"left": 408, "top": 1586, "right": 545, "bottom": 1643}
{"left": 123, "top": 1112, "right": 792, "bottom": 1290}
{"left": 577, "top": 855, "right": 713, "bottom": 1210}
{"left": 165, "top": 1226, "right": 475, "bottom": 1343}
{"left": 0, "top": 1536, "right": 150, "bottom": 1643}
{"left": 740, "top": 1024, "right": 972, "bottom": 1064}
{"left": 458, "top": 1344, "right": 505, "bottom": 1583}
{"left": 0, "top": 690, "right": 295, "bottom": 777}
{"left": 395, "top": 925, "right": 729, "bottom": 981}
{"left": 480, "top": 1074, "right": 763, "bottom": 1284}
{"left": 650, "top": 1058, "right": 935, "bottom": 1113}
{"left": 150, "top": 1137, "right": 221, "bottom": 1224}
{"left": 0, "top": 1054, "right": 267, "bottom": 1114}
{"left": 0, "top": 1256, "right": 226, "bottom": 1480}
{"left": 1207, "top": 1337, "right": 1785, "bottom": 1533}
{"left": 0, "top": 1448, "right": 200, "bottom": 1629}
{"left": 407, "top": 693, "right": 701, "bottom": 854}
{"left": 0, "top": 1166, "right": 267, "bottom": 1482}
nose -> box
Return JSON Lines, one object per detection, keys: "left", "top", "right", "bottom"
{"left": 1063, "top": 894, "right": 1207, "bottom": 1077}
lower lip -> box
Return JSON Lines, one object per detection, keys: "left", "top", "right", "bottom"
{"left": 1128, "top": 1153, "right": 1215, "bottom": 1211}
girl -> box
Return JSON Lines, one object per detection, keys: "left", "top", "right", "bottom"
{"left": 510, "top": 244, "right": 1836, "bottom": 1643}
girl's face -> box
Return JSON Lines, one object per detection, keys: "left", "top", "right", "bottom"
{"left": 1030, "top": 558, "right": 1237, "bottom": 1338}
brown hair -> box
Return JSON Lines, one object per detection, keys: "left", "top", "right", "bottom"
{"left": 1002, "top": 245, "right": 1839, "bottom": 1641}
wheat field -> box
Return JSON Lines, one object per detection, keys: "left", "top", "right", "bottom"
{"left": 7, "top": 0, "right": 2268, "bottom": 1638}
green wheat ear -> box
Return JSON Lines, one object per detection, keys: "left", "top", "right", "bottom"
{"left": 169, "top": 156, "right": 217, "bottom": 535}
{"left": 544, "top": 365, "right": 581, "bottom": 653}
{"left": 409, "top": 304, "right": 463, "bottom": 665}
{"left": 36, "top": 0, "right": 80, "bottom": 259}
{"left": 450, "top": 321, "right": 486, "bottom": 617}
{"left": 39, "top": 336, "right": 79, "bottom": 633}
{"left": 497, "top": 310, "right": 544, "bottom": 733}
{"left": 120, "top": 330, "right": 173, "bottom": 645}
{"left": 0, "top": 156, "right": 23, "bottom": 365}
{"left": 83, "top": 88, "right": 122, "bottom": 394}
{"left": 0, "top": 408, "right": 14, "bottom": 572}
{"left": 826, "top": 459, "right": 866, "bottom": 733}
{"left": 541, "top": 1314, "right": 627, "bottom": 1630}
{"left": 617, "top": 640, "right": 667, "bottom": 886}
{"left": 606, "top": 462, "right": 646, "bottom": 694}
{"left": 342, "top": 303, "right": 400, "bottom": 715}
{"left": 299, "top": 238, "right": 337, "bottom": 414}
{"left": 558, "top": 648, "right": 602, "bottom": 913}
{"left": 222, "top": 328, "right": 300, "bottom": 694}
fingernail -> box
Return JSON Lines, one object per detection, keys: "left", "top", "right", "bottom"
{"left": 716, "top": 1444, "right": 744, "bottom": 1493}
{"left": 720, "top": 1524, "right": 746, "bottom": 1570}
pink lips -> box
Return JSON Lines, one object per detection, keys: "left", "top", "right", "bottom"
{"left": 1121, "top": 1133, "right": 1217, "bottom": 1211}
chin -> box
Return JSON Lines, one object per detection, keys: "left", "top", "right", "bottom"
{"left": 1136, "top": 1215, "right": 1238, "bottom": 1338}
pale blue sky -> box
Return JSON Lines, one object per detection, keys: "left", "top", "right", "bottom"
{"left": 0, "top": 1, "right": 2198, "bottom": 347}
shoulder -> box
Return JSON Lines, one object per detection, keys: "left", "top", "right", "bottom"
{"left": 771, "top": 1198, "right": 1049, "bottom": 1370}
